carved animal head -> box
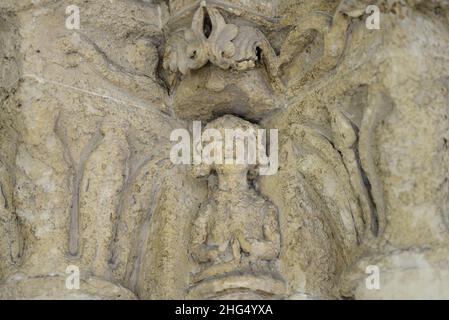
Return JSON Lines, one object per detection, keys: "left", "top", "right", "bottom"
{"left": 163, "top": 29, "right": 208, "bottom": 75}
{"left": 163, "top": 4, "right": 281, "bottom": 89}
{"left": 204, "top": 6, "right": 239, "bottom": 69}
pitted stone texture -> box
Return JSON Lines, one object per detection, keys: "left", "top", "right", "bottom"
{"left": 1, "top": 0, "right": 449, "bottom": 300}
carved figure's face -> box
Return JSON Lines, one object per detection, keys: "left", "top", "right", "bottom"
{"left": 163, "top": 29, "right": 208, "bottom": 75}
{"left": 192, "top": 115, "right": 265, "bottom": 177}
{"left": 180, "top": 29, "right": 208, "bottom": 73}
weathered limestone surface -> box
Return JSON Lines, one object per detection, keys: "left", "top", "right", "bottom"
{"left": 0, "top": 0, "right": 448, "bottom": 299}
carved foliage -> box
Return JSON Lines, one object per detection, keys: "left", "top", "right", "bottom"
{"left": 279, "top": 0, "right": 376, "bottom": 73}
{"left": 163, "top": 5, "right": 278, "bottom": 80}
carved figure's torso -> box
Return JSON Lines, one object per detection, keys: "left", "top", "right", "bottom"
{"left": 206, "top": 189, "right": 270, "bottom": 253}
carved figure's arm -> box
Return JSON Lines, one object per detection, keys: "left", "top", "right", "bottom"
{"left": 238, "top": 204, "right": 280, "bottom": 260}
{"left": 190, "top": 204, "right": 219, "bottom": 263}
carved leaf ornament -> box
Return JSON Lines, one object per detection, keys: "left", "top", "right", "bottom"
{"left": 163, "top": 4, "right": 279, "bottom": 80}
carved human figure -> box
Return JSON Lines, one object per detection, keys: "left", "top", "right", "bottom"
{"left": 189, "top": 116, "right": 281, "bottom": 283}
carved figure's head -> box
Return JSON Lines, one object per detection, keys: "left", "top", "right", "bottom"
{"left": 192, "top": 115, "right": 267, "bottom": 178}
{"left": 163, "top": 28, "right": 208, "bottom": 75}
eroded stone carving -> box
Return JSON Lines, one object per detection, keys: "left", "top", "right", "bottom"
{"left": 188, "top": 115, "right": 285, "bottom": 299}
{"left": 1, "top": 0, "right": 449, "bottom": 300}
{"left": 57, "top": 33, "right": 166, "bottom": 108}
{"left": 163, "top": 4, "right": 279, "bottom": 82}
{"left": 327, "top": 85, "right": 393, "bottom": 237}
{"left": 279, "top": 3, "right": 351, "bottom": 73}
